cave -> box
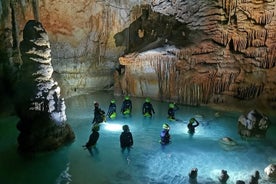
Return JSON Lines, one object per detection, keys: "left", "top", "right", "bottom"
{"left": 0, "top": 0, "right": 275, "bottom": 184}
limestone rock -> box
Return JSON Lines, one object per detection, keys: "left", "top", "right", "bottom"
{"left": 237, "top": 109, "right": 270, "bottom": 138}
{"left": 219, "top": 137, "right": 237, "bottom": 146}
{"left": 0, "top": 0, "right": 275, "bottom": 110}
{"left": 16, "top": 20, "right": 75, "bottom": 153}
{"left": 264, "top": 164, "right": 276, "bottom": 179}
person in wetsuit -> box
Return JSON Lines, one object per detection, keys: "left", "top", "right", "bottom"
{"left": 219, "top": 169, "right": 229, "bottom": 184}
{"left": 120, "top": 125, "right": 133, "bottom": 153}
{"left": 121, "top": 96, "right": 132, "bottom": 115}
{"left": 142, "top": 97, "right": 155, "bottom": 117}
{"left": 168, "top": 102, "right": 179, "bottom": 120}
{"left": 107, "top": 99, "right": 116, "bottom": 119}
{"left": 188, "top": 168, "right": 198, "bottom": 184}
{"left": 187, "top": 118, "right": 200, "bottom": 134}
{"left": 92, "top": 101, "right": 105, "bottom": 125}
{"left": 83, "top": 125, "right": 100, "bottom": 155}
{"left": 160, "top": 123, "right": 171, "bottom": 145}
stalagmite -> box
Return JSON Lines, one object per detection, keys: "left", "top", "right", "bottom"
{"left": 16, "top": 20, "right": 75, "bottom": 153}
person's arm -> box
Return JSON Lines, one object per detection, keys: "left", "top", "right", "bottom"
{"left": 151, "top": 104, "right": 155, "bottom": 114}
{"left": 120, "top": 133, "right": 123, "bottom": 147}
{"left": 130, "top": 101, "right": 132, "bottom": 112}
{"left": 174, "top": 103, "right": 179, "bottom": 111}
{"left": 194, "top": 119, "right": 200, "bottom": 127}
{"left": 129, "top": 133, "right": 133, "bottom": 146}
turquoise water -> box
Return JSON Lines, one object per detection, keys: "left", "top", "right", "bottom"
{"left": 0, "top": 91, "right": 275, "bottom": 184}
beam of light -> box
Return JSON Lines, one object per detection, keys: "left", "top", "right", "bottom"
{"left": 102, "top": 122, "right": 123, "bottom": 132}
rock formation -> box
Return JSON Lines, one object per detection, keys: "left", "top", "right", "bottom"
{"left": 0, "top": 0, "right": 275, "bottom": 110}
{"left": 264, "top": 164, "right": 276, "bottom": 179}
{"left": 116, "top": 1, "right": 276, "bottom": 109}
{"left": 237, "top": 109, "right": 270, "bottom": 137}
{"left": 16, "top": 20, "right": 75, "bottom": 152}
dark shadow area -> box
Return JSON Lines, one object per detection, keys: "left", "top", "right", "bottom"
{"left": 114, "top": 5, "right": 194, "bottom": 54}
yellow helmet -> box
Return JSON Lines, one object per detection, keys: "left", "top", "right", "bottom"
{"left": 162, "top": 123, "right": 170, "bottom": 130}
{"left": 189, "top": 118, "right": 195, "bottom": 124}
{"left": 169, "top": 103, "right": 174, "bottom": 108}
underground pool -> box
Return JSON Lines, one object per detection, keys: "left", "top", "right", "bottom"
{"left": 0, "top": 91, "right": 275, "bottom": 184}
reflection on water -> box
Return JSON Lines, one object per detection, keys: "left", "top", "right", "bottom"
{"left": 0, "top": 91, "right": 276, "bottom": 184}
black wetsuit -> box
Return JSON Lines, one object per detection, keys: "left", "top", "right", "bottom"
{"left": 107, "top": 103, "right": 116, "bottom": 118}
{"left": 160, "top": 129, "right": 170, "bottom": 145}
{"left": 120, "top": 131, "right": 133, "bottom": 151}
{"left": 92, "top": 107, "right": 105, "bottom": 124}
{"left": 168, "top": 105, "right": 179, "bottom": 119}
{"left": 142, "top": 102, "right": 155, "bottom": 116}
{"left": 85, "top": 131, "right": 99, "bottom": 150}
{"left": 121, "top": 99, "right": 132, "bottom": 114}
{"left": 187, "top": 120, "right": 199, "bottom": 134}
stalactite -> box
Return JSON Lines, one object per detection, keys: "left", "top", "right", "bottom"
{"left": 10, "top": 0, "right": 19, "bottom": 50}
{"left": 32, "top": 0, "right": 39, "bottom": 22}
{"left": 266, "top": 45, "right": 276, "bottom": 68}
{"left": 247, "top": 28, "right": 267, "bottom": 47}
{"left": 235, "top": 84, "right": 264, "bottom": 99}
{"left": 232, "top": 33, "right": 247, "bottom": 51}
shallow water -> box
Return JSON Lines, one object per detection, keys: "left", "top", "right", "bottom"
{"left": 0, "top": 91, "right": 276, "bottom": 184}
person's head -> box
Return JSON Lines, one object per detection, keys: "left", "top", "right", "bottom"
{"left": 145, "top": 97, "right": 150, "bottom": 103}
{"left": 169, "top": 102, "right": 174, "bottom": 108}
{"left": 189, "top": 118, "right": 195, "bottom": 124}
{"left": 92, "top": 125, "right": 100, "bottom": 132}
{"left": 111, "top": 99, "right": 115, "bottom": 104}
{"left": 125, "top": 95, "right": 130, "bottom": 100}
{"left": 162, "top": 123, "right": 170, "bottom": 130}
{"left": 236, "top": 180, "right": 245, "bottom": 184}
{"left": 189, "top": 168, "right": 198, "bottom": 178}
{"left": 254, "top": 170, "right": 260, "bottom": 178}
{"left": 122, "top": 125, "right": 130, "bottom": 132}
{"left": 94, "top": 101, "right": 99, "bottom": 107}
{"left": 221, "top": 170, "right": 227, "bottom": 175}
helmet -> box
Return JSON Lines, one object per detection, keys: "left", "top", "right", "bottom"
{"left": 125, "top": 96, "right": 130, "bottom": 100}
{"left": 111, "top": 99, "right": 115, "bottom": 103}
{"left": 169, "top": 103, "right": 174, "bottom": 108}
{"left": 145, "top": 97, "right": 150, "bottom": 102}
{"left": 189, "top": 118, "right": 195, "bottom": 124}
{"left": 162, "top": 123, "right": 170, "bottom": 130}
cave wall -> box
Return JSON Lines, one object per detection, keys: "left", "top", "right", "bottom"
{"left": 117, "top": 0, "right": 276, "bottom": 110}
{"left": 0, "top": 0, "right": 275, "bottom": 110}
{"left": 0, "top": 0, "right": 147, "bottom": 97}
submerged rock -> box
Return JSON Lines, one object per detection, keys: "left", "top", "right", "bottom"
{"left": 264, "top": 164, "right": 276, "bottom": 179}
{"left": 15, "top": 20, "right": 75, "bottom": 153}
{"left": 219, "top": 137, "right": 237, "bottom": 146}
{"left": 237, "top": 109, "right": 270, "bottom": 138}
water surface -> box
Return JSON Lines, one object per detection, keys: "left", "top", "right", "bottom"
{"left": 0, "top": 91, "right": 275, "bottom": 184}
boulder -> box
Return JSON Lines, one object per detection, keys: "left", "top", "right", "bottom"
{"left": 264, "top": 164, "right": 276, "bottom": 179}
{"left": 237, "top": 109, "right": 270, "bottom": 138}
{"left": 219, "top": 137, "right": 237, "bottom": 146}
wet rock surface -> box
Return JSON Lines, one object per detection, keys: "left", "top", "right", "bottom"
{"left": 16, "top": 20, "right": 75, "bottom": 153}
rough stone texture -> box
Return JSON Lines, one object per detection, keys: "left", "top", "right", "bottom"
{"left": 16, "top": 20, "right": 75, "bottom": 153}
{"left": 237, "top": 109, "right": 270, "bottom": 137}
{"left": 0, "top": 0, "right": 275, "bottom": 110}
{"left": 117, "top": 0, "right": 276, "bottom": 110}
{"left": 14, "top": 0, "right": 146, "bottom": 97}
{"left": 264, "top": 164, "right": 276, "bottom": 179}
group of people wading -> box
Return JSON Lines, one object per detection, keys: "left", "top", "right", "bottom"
{"left": 83, "top": 96, "right": 200, "bottom": 155}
